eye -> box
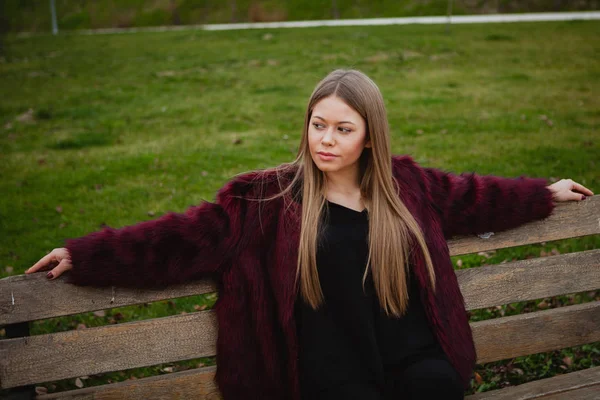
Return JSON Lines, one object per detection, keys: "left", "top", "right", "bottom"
{"left": 312, "top": 122, "right": 325, "bottom": 129}
{"left": 338, "top": 127, "right": 352, "bottom": 133}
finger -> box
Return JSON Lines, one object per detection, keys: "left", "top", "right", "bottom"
{"left": 571, "top": 182, "right": 594, "bottom": 196}
{"left": 26, "top": 251, "right": 57, "bottom": 274}
{"left": 47, "top": 258, "right": 72, "bottom": 280}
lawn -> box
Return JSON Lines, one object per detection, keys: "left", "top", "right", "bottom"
{"left": 0, "top": 20, "right": 598, "bottom": 395}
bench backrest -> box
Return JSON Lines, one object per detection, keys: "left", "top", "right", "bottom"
{"left": 1, "top": 196, "right": 599, "bottom": 399}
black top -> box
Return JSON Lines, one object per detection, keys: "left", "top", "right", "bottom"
{"left": 295, "top": 200, "right": 446, "bottom": 398}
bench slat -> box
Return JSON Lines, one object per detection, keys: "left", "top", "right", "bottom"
{"left": 2, "top": 301, "right": 598, "bottom": 389}
{"left": 466, "top": 365, "right": 600, "bottom": 399}
{"left": 36, "top": 366, "right": 220, "bottom": 400}
{"left": 35, "top": 365, "right": 600, "bottom": 399}
{"left": 2, "top": 248, "right": 597, "bottom": 326}
{"left": 0, "top": 311, "right": 217, "bottom": 389}
{"left": 448, "top": 195, "right": 599, "bottom": 256}
{"left": 472, "top": 301, "right": 600, "bottom": 364}
{"left": 459, "top": 249, "right": 600, "bottom": 311}
{"left": 0, "top": 275, "right": 216, "bottom": 325}
{"left": 1, "top": 197, "right": 597, "bottom": 326}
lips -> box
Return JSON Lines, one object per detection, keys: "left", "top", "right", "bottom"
{"left": 318, "top": 152, "right": 337, "bottom": 157}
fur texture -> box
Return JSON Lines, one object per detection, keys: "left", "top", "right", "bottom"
{"left": 65, "top": 154, "right": 555, "bottom": 399}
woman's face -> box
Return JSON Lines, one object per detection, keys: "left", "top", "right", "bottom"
{"left": 308, "top": 95, "right": 371, "bottom": 179}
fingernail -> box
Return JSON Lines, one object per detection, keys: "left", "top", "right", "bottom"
{"left": 47, "top": 272, "right": 54, "bottom": 279}
{"left": 581, "top": 195, "right": 587, "bottom": 200}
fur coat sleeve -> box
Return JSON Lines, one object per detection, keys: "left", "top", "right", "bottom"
{"left": 421, "top": 165, "right": 556, "bottom": 239}
{"left": 63, "top": 178, "right": 247, "bottom": 288}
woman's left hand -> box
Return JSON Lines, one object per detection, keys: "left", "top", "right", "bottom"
{"left": 547, "top": 179, "right": 594, "bottom": 202}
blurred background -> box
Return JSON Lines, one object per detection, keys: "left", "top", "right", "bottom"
{"left": 1, "top": 0, "right": 598, "bottom": 397}
{"left": 1, "top": 0, "right": 600, "bottom": 32}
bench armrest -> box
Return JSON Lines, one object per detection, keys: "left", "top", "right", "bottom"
{"left": 423, "top": 167, "right": 556, "bottom": 240}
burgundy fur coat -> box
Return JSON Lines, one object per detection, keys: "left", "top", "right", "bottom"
{"left": 64, "top": 154, "right": 556, "bottom": 399}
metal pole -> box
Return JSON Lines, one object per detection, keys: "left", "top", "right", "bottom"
{"left": 446, "top": 0, "right": 453, "bottom": 33}
{"left": 50, "top": 0, "right": 58, "bottom": 35}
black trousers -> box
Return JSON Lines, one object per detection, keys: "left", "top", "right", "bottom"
{"left": 305, "top": 357, "right": 465, "bottom": 400}
{"left": 383, "top": 357, "right": 465, "bottom": 400}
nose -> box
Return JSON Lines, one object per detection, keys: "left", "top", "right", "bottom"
{"left": 321, "top": 126, "right": 335, "bottom": 146}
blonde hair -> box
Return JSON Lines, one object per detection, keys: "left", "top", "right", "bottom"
{"left": 242, "top": 69, "right": 436, "bottom": 317}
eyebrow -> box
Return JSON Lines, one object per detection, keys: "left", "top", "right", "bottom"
{"left": 313, "top": 115, "right": 356, "bottom": 126}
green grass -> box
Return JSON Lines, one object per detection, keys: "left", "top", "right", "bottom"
{"left": 0, "top": 21, "right": 599, "bottom": 395}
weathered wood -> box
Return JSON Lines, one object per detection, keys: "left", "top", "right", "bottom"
{"left": 0, "top": 312, "right": 217, "bottom": 389}
{"left": 37, "top": 366, "right": 220, "bottom": 400}
{"left": 472, "top": 301, "right": 600, "bottom": 364}
{"left": 448, "top": 196, "right": 599, "bottom": 256}
{"left": 2, "top": 300, "right": 598, "bottom": 389}
{"left": 0, "top": 274, "right": 216, "bottom": 326}
{"left": 458, "top": 249, "right": 600, "bottom": 311}
{"left": 466, "top": 365, "right": 600, "bottom": 399}
{"left": 3, "top": 248, "right": 597, "bottom": 327}
{"left": 1, "top": 197, "right": 597, "bottom": 326}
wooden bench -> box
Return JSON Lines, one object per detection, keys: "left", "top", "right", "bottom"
{"left": 1, "top": 196, "right": 599, "bottom": 399}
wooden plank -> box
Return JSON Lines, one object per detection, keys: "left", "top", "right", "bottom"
{"left": 472, "top": 301, "right": 600, "bottom": 364}
{"left": 458, "top": 249, "right": 600, "bottom": 311}
{"left": 0, "top": 312, "right": 217, "bottom": 389}
{"left": 3, "top": 301, "right": 598, "bottom": 389}
{"left": 466, "top": 366, "right": 600, "bottom": 399}
{"left": 448, "top": 195, "right": 600, "bottom": 256}
{"left": 37, "top": 366, "right": 221, "bottom": 400}
{"left": 1, "top": 196, "right": 597, "bottom": 324}
{"left": 0, "top": 273, "right": 216, "bottom": 325}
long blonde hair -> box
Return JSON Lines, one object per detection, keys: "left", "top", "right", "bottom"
{"left": 242, "top": 69, "right": 436, "bottom": 317}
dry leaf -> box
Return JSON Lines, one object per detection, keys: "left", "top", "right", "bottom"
{"left": 35, "top": 387, "right": 48, "bottom": 395}
{"left": 194, "top": 304, "right": 208, "bottom": 311}
{"left": 5, "top": 266, "right": 13, "bottom": 273}
{"left": 76, "top": 323, "right": 87, "bottom": 330}
{"left": 93, "top": 310, "right": 106, "bottom": 317}
{"left": 456, "top": 259, "right": 463, "bottom": 267}
{"left": 75, "top": 377, "right": 84, "bottom": 388}
{"left": 474, "top": 372, "right": 483, "bottom": 384}
{"left": 562, "top": 356, "right": 573, "bottom": 366}
{"left": 55, "top": 206, "right": 63, "bottom": 213}
{"left": 162, "top": 367, "right": 174, "bottom": 373}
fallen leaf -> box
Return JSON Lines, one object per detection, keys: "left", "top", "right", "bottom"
{"left": 562, "top": 356, "right": 573, "bottom": 366}
{"left": 456, "top": 259, "right": 463, "bottom": 267}
{"left": 35, "top": 387, "right": 48, "bottom": 395}
{"left": 93, "top": 310, "right": 106, "bottom": 317}
{"left": 262, "top": 33, "right": 273, "bottom": 40}
{"left": 147, "top": 211, "right": 155, "bottom": 217}
{"left": 16, "top": 108, "right": 35, "bottom": 123}
{"left": 75, "top": 377, "right": 84, "bottom": 388}
{"left": 113, "top": 312, "right": 124, "bottom": 321}
{"left": 76, "top": 324, "right": 87, "bottom": 330}
{"left": 162, "top": 367, "right": 174, "bottom": 373}
{"left": 474, "top": 372, "right": 483, "bottom": 384}
{"left": 5, "top": 266, "right": 13, "bottom": 273}
{"left": 55, "top": 206, "right": 63, "bottom": 213}
{"left": 194, "top": 304, "right": 208, "bottom": 311}
{"left": 537, "top": 300, "right": 548, "bottom": 309}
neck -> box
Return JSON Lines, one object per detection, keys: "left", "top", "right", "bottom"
{"left": 324, "top": 167, "right": 361, "bottom": 196}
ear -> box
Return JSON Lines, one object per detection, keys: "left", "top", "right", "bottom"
{"left": 364, "top": 138, "right": 372, "bottom": 148}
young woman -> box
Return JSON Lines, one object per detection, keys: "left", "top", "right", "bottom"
{"left": 27, "top": 69, "right": 593, "bottom": 400}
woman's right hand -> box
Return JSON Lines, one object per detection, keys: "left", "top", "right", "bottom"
{"left": 26, "top": 248, "right": 73, "bottom": 280}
